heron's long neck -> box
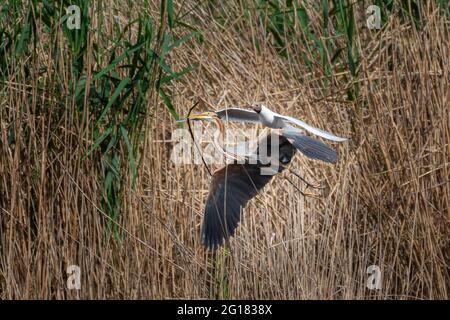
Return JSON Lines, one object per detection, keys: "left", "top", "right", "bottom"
{"left": 212, "top": 117, "right": 249, "bottom": 162}
{"left": 213, "top": 117, "right": 224, "bottom": 140}
{"left": 212, "top": 117, "right": 229, "bottom": 157}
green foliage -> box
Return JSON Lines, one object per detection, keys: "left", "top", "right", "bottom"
{"left": 1, "top": 0, "right": 197, "bottom": 239}
{"left": 242, "top": 0, "right": 443, "bottom": 102}
{"left": 70, "top": 1, "right": 197, "bottom": 238}
{"left": 0, "top": 1, "right": 35, "bottom": 78}
{"left": 255, "top": 0, "right": 358, "bottom": 80}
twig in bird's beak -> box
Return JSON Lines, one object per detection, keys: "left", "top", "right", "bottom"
{"left": 186, "top": 101, "right": 213, "bottom": 177}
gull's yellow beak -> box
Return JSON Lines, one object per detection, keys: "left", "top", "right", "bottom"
{"left": 176, "top": 111, "right": 216, "bottom": 122}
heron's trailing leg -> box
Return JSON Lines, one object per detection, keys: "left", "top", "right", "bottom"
{"left": 285, "top": 176, "right": 321, "bottom": 199}
{"left": 287, "top": 167, "right": 324, "bottom": 190}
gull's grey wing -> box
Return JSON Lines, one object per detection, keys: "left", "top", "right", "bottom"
{"left": 201, "top": 164, "right": 273, "bottom": 250}
{"left": 216, "top": 108, "right": 261, "bottom": 124}
{"left": 277, "top": 114, "right": 348, "bottom": 142}
{"left": 282, "top": 127, "right": 338, "bottom": 163}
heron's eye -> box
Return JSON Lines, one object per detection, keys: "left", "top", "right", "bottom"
{"left": 253, "top": 105, "right": 262, "bottom": 113}
{"left": 280, "top": 154, "right": 291, "bottom": 164}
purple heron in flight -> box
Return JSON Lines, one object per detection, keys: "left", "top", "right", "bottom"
{"left": 200, "top": 133, "right": 296, "bottom": 250}
{"left": 181, "top": 104, "right": 347, "bottom": 250}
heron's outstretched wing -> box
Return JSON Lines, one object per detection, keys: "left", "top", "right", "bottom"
{"left": 216, "top": 108, "right": 261, "bottom": 124}
{"left": 282, "top": 127, "right": 338, "bottom": 163}
{"left": 201, "top": 164, "right": 273, "bottom": 250}
{"left": 277, "top": 114, "right": 348, "bottom": 142}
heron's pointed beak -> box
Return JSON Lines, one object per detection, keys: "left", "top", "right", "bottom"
{"left": 177, "top": 111, "right": 215, "bottom": 122}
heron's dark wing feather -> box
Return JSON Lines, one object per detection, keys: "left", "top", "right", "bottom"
{"left": 201, "top": 164, "right": 273, "bottom": 250}
{"left": 216, "top": 108, "right": 261, "bottom": 124}
{"left": 282, "top": 127, "right": 337, "bottom": 163}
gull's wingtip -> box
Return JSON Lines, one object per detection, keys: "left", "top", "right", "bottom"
{"left": 335, "top": 136, "right": 349, "bottom": 142}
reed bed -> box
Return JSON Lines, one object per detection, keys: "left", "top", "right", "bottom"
{"left": 0, "top": 0, "right": 448, "bottom": 299}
